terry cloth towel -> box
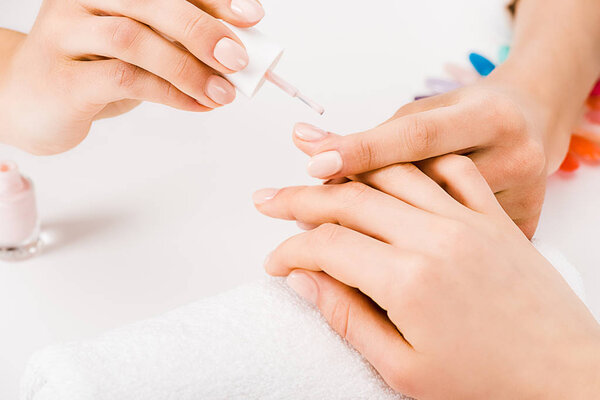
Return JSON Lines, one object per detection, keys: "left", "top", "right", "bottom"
{"left": 20, "top": 240, "right": 586, "bottom": 400}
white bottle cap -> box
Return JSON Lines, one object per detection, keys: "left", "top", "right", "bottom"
{"left": 222, "top": 22, "right": 284, "bottom": 98}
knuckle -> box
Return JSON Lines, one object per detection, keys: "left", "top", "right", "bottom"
{"left": 337, "top": 181, "right": 371, "bottom": 207}
{"left": 110, "top": 61, "right": 138, "bottom": 90}
{"left": 478, "top": 92, "right": 527, "bottom": 134}
{"left": 520, "top": 139, "right": 547, "bottom": 177}
{"left": 313, "top": 223, "right": 341, "bottom": 246}
{"left": 445, "top": 154, "right": 478, "bottom": 177}
{"left": 110, "top": 19, "right": 143, "bottom": 52}
{"left": 183, "top": 13, "right": 211, "bottom": 41}
{"left": 356, "top": 137, "right": 378, "bottom": 169}
{"left": 430, "top": 221, "right": 471, "bottom": 260}
{"left": 172, "top": 53, "right": 195, "bottom": 81}
{"left": 401, "top": 116, "right": 437, "bottom": 157}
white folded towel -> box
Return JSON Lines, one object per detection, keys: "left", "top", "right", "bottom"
{"left": 20, "top": 240, "right": 586, "bottom": 400}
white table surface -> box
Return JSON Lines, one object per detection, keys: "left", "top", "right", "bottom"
{"left": 1, "top": 1, "right": 599, "bottom": 398}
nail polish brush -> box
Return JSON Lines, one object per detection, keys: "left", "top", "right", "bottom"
{"left": 223, "top": 22, "right": 325, "bottom": 115}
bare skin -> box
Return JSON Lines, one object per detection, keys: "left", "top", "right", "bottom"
{"left": 291, "top": 0, "right": 600, "bottom": 238}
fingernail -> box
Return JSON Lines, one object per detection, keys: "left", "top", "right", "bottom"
{"left": 263, "top": 251, "right": 272, "bottom": 268}
{"left": 294, "top": 123, "right": 328, "bottom": 141}
{"left": 252, "top": 188, "right": 279, "bottom": 204}
{"left": 287, "top": 271, "right": 318, "bottom": 305}
{"left": 296, "top": 221, "right": 319, "bottom": 231}
{"left": 230, "top": 0, "right": 265, "bottom": 23}
{"left": 214, "top": 37, "right": 249, "bottom": 71}
{"left": 205, "top": 75, "right": 236, "bottom": 105}
{"left": 307, "top": 151, "right": 343, "bottom": 178}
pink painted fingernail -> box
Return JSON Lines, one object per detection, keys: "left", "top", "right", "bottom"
{"left": 296, "top": 221, "right": 319, "bottom": 231}
{"left": 294, "top": 123, "right": 328, "bottom": 141}
{"left": 214, "top": 37, "right": 249, "bottom": 71}
{"left": 263, "top": 251, "right": 272, "bottom": 268}
{"left": 307, "top": 151, "right": 343, "bottom": 178}
{"left": 230, "top": 0, "right": 265, "bottom": 23}
{"left": 252, "top": 188, "right": 279, "bottom": 204}
{"left": 287, "top": 271, "right": 318, "bottom": 305}
{"left": 205, "top": 75, "right": 236, "bottom": 105}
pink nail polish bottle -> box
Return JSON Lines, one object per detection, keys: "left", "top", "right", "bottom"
{"left": 0, "top": 161, "right": 42, "bottom": 261}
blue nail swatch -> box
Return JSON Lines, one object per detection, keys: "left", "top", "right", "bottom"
{"left": 498, "top": 45, "right": 510, "bottom": 64}
{"left": 469, "top": 53, "right": 496, "bottom": 76}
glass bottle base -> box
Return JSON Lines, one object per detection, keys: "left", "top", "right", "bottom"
{"left": 0, "top": 237, "right": 43, "bottom": 262}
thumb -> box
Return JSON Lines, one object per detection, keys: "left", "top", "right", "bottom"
{"left": 286, "top": 270, "right": 416, "bottom": 394}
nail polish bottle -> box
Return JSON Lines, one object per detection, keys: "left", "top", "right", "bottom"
{"left": 0, "top": 161, "right": 42, "bottom": 261}
{"left": 223, "top": 22, "right": 324, "bottom": 115}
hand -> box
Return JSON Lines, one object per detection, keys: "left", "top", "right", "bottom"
{"left": 291, "top": 71, "right": 577, "bottom": 238}
{"left": 254, "top": 156, "right": 600, "bottom": 399}
{"left": 0, "top": 0, "right": 264, "bottom": 155}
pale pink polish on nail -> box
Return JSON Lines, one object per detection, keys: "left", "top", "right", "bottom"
{"left": 205, "top": 75, "right": 236, "bottom": 105}
{"left": 307, "top": 151, "right": 343, "bottom": 178}
{"left": 263, "top": 251, "right": 272, "bottom": 268}
{"left": 230, "top": 0, "right": 265, "bottom": 23}
{"left": 287, "top": 271, "right": 318, "bottom": 305}
{"left": 296, "top": 221, "right": 319, "bottom": 231}
{"left": 0, "top": 161, "right": 42, "bottom": 261}
{"left": 214, "top": 38, "right": 249, "bottom": 71}
{"left": 294, "top": 123, "right": 327, "bottom": 142}
{"left": 252, "top": 188, "right": 279, "bottom": 205}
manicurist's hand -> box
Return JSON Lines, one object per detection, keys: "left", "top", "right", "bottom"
{"left": 253, "top": 156, "right": 600, "bottom": 399}
{"left": 0, "top": 0, "right": 264, "bottom": 155}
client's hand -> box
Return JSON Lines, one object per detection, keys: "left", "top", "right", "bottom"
{"left": 0, "top": 0, "right": 264, "bottom": 154}
{"left": 291, "top": 74, "right": 577, "bottom": 238}
{"left": 253, "top": 155, "right": 600, "bottom": 399}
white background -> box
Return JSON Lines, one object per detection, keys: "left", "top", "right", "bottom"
{"left": 1, "top": 0, "right": 599, "bottom": 398}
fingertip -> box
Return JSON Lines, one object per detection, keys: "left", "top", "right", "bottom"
{"left": 252, "top": 188, "right": 279, "bottom": 206}
{"left": 229, "top": 0, "right": 265, "bottom": 26}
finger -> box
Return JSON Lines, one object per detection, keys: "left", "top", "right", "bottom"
{"left": 286, "top": 270, "right": 416, "bottom": 394}
{"left": 94, "top": 0, "right": 249, "bottom": 73}
{"left": 190, "top": 0, "right": 265, "bottom": 27}
{"left": 292, "top": 104, "right": 496, "bottom": 179}
{"left": 63, "top": 16, "right": 235, "bottom": 108}
{"left": 72, "top": 59, "right": 209, "bottom": 112}
{"left": 252, "top": 183, "right": 432, "bottom": 245}
{"left": 417, "top": 155, "right": 503, "bottom": 215}
{"left": 265, "top": 223, "right": 407, "bottom": 309}
{"left": 353, "top": 163, "right": 466, "bottom": 218}
{"left": 292, "top": 96, "right": 458, "bottom": 157}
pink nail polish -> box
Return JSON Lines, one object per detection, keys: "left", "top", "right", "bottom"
{"left": 252, "top": 188, "right": 279, "bottom": 205}
{"left": 0, "top": 161, "right": 42, "bottom": 261}
{"left": 307, "top": 151, "right": 343, "bottom": 178}
{"left": 296, "top": 221, "right": 319, "bottom": 231}
{"left": 294, "top": 123, "right": 328, "bottom": 141}
{"left": 287, "top": 271, "right": 318, "bottom": 305}
{"left": 230, "top": 0, "right": 265, "bottom": 23}
{"left": 263, "top": 251, "right": 272, "bottom": 268}
{"left": 205, "top": 75, "right": 236, "bottom": 105}
{"left": 214, "top": 37, "right": 249, "bottom": 71}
